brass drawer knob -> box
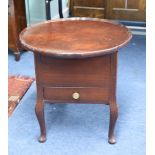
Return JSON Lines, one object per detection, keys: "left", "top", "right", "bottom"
{"left": 72, "top": 92, "right": 80, "bottom": 100}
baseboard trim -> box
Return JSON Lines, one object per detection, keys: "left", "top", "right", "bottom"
{"left": 111, "top": 20, "right": 146, "bottom": 36}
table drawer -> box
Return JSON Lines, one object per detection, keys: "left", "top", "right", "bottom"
{"left": 43, "top": 87, "right": 109, "bottom": 103}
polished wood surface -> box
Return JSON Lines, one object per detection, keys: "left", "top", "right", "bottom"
{"left": 20, "top": 18, "right": 131, "bottom": 58}
{"left": 70, "top": 0, "right": 146, "bottom": 21}
{"left": 44, "top": 87, "right": 110, "bottom": 103}
{"left": 20, "top": 18, "right": 132, "bottom": 144}
{"left": 8, "top": 0, "right": 27, "bottom": 61}
{"left": 36, "top": 54, "right": 111, "bottom": 87}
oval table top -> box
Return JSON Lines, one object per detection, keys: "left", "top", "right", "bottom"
{"left": 19, "top": 17, "right": 132, "bottom": 58}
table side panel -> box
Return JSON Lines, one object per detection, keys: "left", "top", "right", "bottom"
{"left": 34, "top": 54, "right": 111, "bottom": 88}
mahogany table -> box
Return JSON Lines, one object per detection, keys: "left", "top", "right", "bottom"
{"left": 19, "top": 18, "right": 132, "bottom": 144}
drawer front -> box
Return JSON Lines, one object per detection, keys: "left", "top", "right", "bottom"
{"left": 35, "top": 54, "right": 111, "bottom": 88}
{"left": 43, "top": 87, "right": 109, "bottom": 103}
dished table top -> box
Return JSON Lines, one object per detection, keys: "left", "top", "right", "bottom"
{"left": 19, "top": 17, "right": 132, "bottom": 58}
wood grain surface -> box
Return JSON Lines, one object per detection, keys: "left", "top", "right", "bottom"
{"left": 20, "top": 18, "right": 132, "bottom": 58}
{"left": 19, "top": 18, "right": 132, "bottom": 144}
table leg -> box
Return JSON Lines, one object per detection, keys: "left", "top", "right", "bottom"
{"left": 108, "top": 99, "right": 118, "bottom": 144}
{"left": 14, "top": 51, "right": 20, "bottom": 61}
{"left": 35, "top": 87, "right": 46, "bottom": 143}
{"left": 108, "top": 52, "right": 118, "bottom": 144}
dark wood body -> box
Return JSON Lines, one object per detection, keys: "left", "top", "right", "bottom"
{"left": 19, "top": 18, "right": 132, "bottom": 144}
{"left": 34, "top": 52, "right": 118, "bottom": 144}
{"left": 34, "top": 53, "right": 116, "bottom": 104}
{"left": 8, "top": 0, "right": 27, "bottom": 61}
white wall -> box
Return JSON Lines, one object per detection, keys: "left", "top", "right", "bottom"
{"left": 25, "top": 0, "right": 69, "bottom": 25}
{"left": 50, "top": 0, "right": 69, "bottom": 19}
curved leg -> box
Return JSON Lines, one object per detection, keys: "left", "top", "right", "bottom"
{"left": 35, "top": 99, "right": 46, "bottom": 143}
{"left": 108, "top": 101, "right": 118, "bottom": 144}
{"left": 108, "top": 52, "right": 118, "bottom": 144}
{"left": 14, "top": 52, "right": 20, "bottom": 61}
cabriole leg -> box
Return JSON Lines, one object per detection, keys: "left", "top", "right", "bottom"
{"left": 35, "top": 99, "right": 46, "bottom": 143}
{"left": 108, "top": 100, "right": 118, "bottom": 144}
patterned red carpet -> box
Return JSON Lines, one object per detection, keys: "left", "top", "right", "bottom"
{"left": 8, "top": 75, "right": 34, "bottom": 117}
